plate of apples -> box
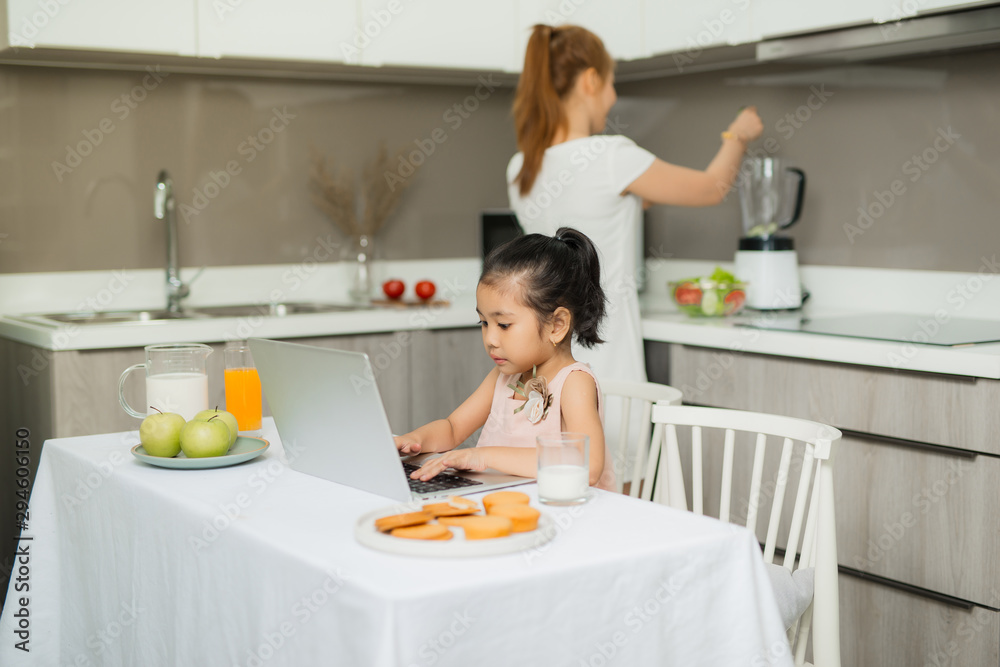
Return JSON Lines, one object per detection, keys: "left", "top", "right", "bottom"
{"left": 131, "top": 407, "right": 269, "bottom": 470}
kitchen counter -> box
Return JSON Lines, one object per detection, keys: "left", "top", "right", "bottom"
{"left": 2, "top": 257, "right": 999, "bottom": 377}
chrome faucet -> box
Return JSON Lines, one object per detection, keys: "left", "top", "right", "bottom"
{"left": 154, "top": 170, "right": 189, "bottom": 313}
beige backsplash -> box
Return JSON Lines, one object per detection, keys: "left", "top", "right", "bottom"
{"left": 1, "top": 44, "right": 998, "bottom": 275}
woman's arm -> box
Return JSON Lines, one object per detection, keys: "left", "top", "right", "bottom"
{"left": 626, "top": 106, "right": 764, "bottom": 207}
{"left": 393, "top": 367, "right": 499, "bottom": 455}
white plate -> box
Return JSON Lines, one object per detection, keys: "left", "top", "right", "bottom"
{"left": 355, "top": 505, "right": 557, "bottom": 558}
{"left": 131, "top": 436, "right": 270, "bottom": 469}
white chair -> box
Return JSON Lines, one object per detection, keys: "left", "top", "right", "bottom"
{"left": 647, "top": 404, "right": 841, "bottom": 667}
{"left": 599, "top": 379, "right": 683, "bottom": 497}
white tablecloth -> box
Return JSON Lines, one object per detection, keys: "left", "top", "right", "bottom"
{"left": 1, "top": 419, "right": 793, "bottom": 667}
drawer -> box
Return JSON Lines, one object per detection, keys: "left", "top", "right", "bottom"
{"left": 839, "top": 573, "right": 1000, "bottom": 667}
{"left": 667, "top": 344, "right": 1000, "bottom": 456}
{"left": 837, "top": 434, "right": 1000, "bottom": 606}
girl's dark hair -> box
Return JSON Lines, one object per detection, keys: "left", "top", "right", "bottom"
{"left": 480, "top": 226, "right": 606, "bottom": 348}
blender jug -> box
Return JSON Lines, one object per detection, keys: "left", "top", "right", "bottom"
{"left": 739, "top": 158, "right": 805, "bottom": 238}
{"left": 735, "top": 158, "right": 807, "bottom": 310}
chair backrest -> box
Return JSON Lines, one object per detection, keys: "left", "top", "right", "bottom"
{"left": 649, "top": 404, "right": 842, "bottom": 667}
{"left": 600, "top": 380, "right": 683, "bottom": 497}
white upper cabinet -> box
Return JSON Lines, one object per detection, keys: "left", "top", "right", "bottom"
{"left": 3, "top": 0, "right": 197, "bottom": 55}
{"left": 644, "top": 0, "right": 755, "bottom": 57}
{"left": 752, "top": 0, "right": 898, "bottom": 39}
{"left": 911, "top": 0, "right": 997, "bottom": 14}
{"left": 358, "top": 0, "right": 518, "bottom": 71}
{"left": 515, "top": 0, "right": 644, "bottom": 68}
{"left": 197, "top": 0, "right": 357, "bottom": 62}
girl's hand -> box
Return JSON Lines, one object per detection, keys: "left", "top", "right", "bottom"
{"left": 728, "top": 106, "right": 764, "bottom": 143}
{"left": 410, "top": 449, "right": 489, "bottom": 481}
{"left": 394, "top": 435, "right": 422, "bottom": 455}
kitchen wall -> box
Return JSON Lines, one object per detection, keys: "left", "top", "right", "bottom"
{"left": 0, "top": 64, "right": 516, "bottom": 273}
{"left": 1, "top": 44, "right": 998, "bottom": 276}
{"left": 617, "top": 46, "right": 1000, "bottom": 273}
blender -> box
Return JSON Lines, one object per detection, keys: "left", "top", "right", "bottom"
{"left": 734, "top": 157, "right": 806, "bottom": 310}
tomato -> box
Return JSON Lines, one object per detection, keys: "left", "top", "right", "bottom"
{"left": 415, "top": 280, "right": 436, "bottom": 301}
{"left": 673, "top": 281, "right": 702, "bottom": 306}
{"left": 724, "top": 289, "right": 746, "bottom": 315}
{"left": 382, "top": 279, "right": 405, "bottom": 300}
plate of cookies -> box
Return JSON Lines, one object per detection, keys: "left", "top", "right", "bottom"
{"left": 355, "top": 491, "right": 557, "bottom": 557}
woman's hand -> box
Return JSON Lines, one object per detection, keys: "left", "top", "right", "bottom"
{"left": 394, "top": 434, "right": 422, "bottom": 455}
{"left": 728, "top": 106, "right": 764, "bottom": 144}
{"left": 410, "top": 449, "right": 489, "bottom": 481}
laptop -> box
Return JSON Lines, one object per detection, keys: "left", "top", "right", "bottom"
{"left": 248, "top": 337, "right": 533, "bottom": 501}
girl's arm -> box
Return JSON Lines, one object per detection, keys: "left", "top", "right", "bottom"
{"left": 626, "top": 106, "right": 764, "bottom": 207}
{"left": 393, "top": 367, "right": 499, "bottom": 455}
{"left": 411, "top": 369, "right": 606, "bottom": 484}
{"left": 558, "top": 370, "right": 605, "bottom": 486}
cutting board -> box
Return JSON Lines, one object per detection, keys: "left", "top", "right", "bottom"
{"left": 370, "top": 299, "right": 451, "bottom": 308}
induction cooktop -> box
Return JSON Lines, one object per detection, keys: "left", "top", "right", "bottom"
{"left": 735, "top": 313, "right": 1000, "bottom": 347}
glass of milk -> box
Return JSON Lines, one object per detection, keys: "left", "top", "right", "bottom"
{"left": 536, "top": 433, "right": 591, "bottom": 506}
{"left": 118, "top": 343, "right": 212, "bottom": 421}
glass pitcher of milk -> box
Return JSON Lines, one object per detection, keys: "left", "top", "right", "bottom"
{"left": 118, "top": 343, "right": 212, "bottom": 421}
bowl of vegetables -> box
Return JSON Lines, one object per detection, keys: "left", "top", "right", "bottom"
{"left": 669, "top": 267, "right": 747, "bottom": 317}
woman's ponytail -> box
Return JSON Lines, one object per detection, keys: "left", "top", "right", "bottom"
{"left": 512, "top": 25, "right": 614, "bottom": 197}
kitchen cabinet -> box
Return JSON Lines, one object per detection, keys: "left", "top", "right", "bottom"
{"left": 516, "top": 0, "right": 644, "bottom": 66}
{"left": 196, "top": 0, "right": 357, "bottom": 62}
{"left": 644, "top": 0, "right": 755, "bottom": 58}
{"left": 656, "top": 342, "right": 1000, "bottom": 664}
{"left": 752, "top": 0, "right": 898, "bottom": 39}
{"left": 359, "top": 0, "right": 519, "bottom": 71}
{"left": 2, "top": 0, "right": 196, "bottom": 55}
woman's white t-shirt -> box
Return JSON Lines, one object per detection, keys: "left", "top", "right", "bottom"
{"left": 506, "top": 135, "right": 656, "bottom": 385}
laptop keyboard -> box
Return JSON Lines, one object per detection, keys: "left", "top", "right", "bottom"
{"left": 402, "top": 462, "right": 483, "bottom": 495}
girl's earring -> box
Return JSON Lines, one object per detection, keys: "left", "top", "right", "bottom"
{"left": 551, "top": 339, "right": 558, "bottom": 348}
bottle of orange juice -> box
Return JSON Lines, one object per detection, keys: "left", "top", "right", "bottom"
{"left": 224, "top": 342, "right": 262, "bottom": 432}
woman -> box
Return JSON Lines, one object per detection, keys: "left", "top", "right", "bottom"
{"left": 507, "top": 23, "right": 764, "bottom": 389}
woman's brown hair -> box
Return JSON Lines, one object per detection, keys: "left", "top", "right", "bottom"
{"left": 511, "top": 25, "right": 614, "bottom": 197}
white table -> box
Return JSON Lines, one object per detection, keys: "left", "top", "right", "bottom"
{"left": 1, "top": 419, "right": 793, "bottom": 667}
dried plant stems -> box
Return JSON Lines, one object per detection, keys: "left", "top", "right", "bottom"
{"left": 310, "top": 142, "right": 416, "bottom": 239}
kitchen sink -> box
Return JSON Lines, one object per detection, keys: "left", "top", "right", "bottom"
{"left": 8, "top": 302, "right": 372, "bottom": 327}
{"left": 190, "top": 302, "right": 373, "bottom": 318}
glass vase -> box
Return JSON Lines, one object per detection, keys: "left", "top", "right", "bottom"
{"left": 348, "top": 234, "right": 374, "bottom": 303}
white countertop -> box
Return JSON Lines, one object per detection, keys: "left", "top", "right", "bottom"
{"left": 2, "top": 257, "right": 999, "bottom": 379}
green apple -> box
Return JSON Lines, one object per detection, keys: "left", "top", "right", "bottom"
{"left": 179, "top": 417, "right": 232, "bottom": 458}
{"left": 192, "top": 407, "right": 238, "bottom": 447}
{"left": 139, "top": 409, "right": 185, "bottom": 457}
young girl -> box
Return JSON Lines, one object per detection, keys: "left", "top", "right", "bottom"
{"left": 394, "top": 227, "right": 612, "bottom": 490}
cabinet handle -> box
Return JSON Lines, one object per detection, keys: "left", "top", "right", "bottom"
{"left": 838, "top": 428, "right": 978, "bottom": 459}
{"left": 841, "top": 566, "right": 977, "bottom": 610}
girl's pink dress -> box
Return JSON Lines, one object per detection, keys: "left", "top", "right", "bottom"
{"left": 476, "top": 361, "right": 615, "bottom": 491}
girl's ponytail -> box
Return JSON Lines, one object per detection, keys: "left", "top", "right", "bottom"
{"left": 512, "top": 25, "right": 614, "bottom": 197}
{"left": 553, "top": 227, "right": 606, "bottom": 348}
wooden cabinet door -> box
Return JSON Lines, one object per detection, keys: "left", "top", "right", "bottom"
{"left": 4, "top": 0, "right": 197, "bottom": 54}
{"left": 839, "top": 574, "right": 1000, "bottom": 667}
{"left": 667, "top": 344, "right": 1000, "bottom": 456}
{"left": 408, "top": 327, "right": 492, "bottom": 444}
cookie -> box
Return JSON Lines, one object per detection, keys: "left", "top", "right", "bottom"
{"left": 423, "top": 496, "right": 480, "bottom": 517}
{"left": 456, "top": 515, "right": 513, "bottom": 540}
{"left": 374, "top": 511, "right": 432, "bottom": 533}
{"left": 390, "top": 523, "right": 453, "bottom": 540}
{"left": 482, "top": 491, "right": 530, "bottom": 513}
{"left": 486, "top": 503, "right": 540, "bottom": 532}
